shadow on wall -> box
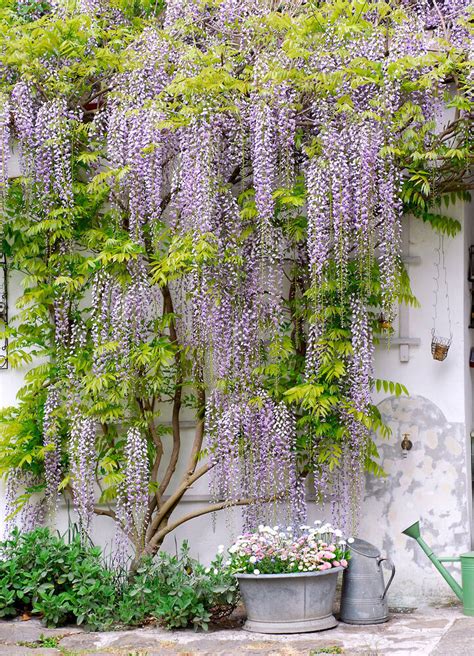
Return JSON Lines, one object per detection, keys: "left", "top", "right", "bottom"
{"left": 360, "top": 395, "right": 471, "bottom": 606}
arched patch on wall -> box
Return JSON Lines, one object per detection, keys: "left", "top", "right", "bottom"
{"left": 360, "top": 395, "right": 471, "bottom": 606}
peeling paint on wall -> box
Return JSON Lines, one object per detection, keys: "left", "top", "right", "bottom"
{"left": 360, "top": 395, "right": 471, "bottom": 606}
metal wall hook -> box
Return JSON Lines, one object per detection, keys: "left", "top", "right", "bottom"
{"left": 401, "top": 433, "right": 412, "bottom": 458}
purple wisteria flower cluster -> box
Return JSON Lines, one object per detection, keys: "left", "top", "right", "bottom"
{"left": 117, "top": 427, "right": 150, "bottom": 547}
{"left": 0, "top": 94, "right": 10, "bottom": 198}
{"left": 207, "top": 391, "right": 305, "bottom": 529}
{"left": 35, "top": 99, "right": 74, "bottom": 209}
{"left": 324, "top": 297, "right": 375, "bottom": 535}
{"left": 42, "top": 386, "right": 62, "bottom": 512}
{"left": 4, "top": 469, "right": 45, "bottom": 535}
{"left": 69, "top": 411, "right": 96, "bottom": 531}
{"left": 228, "top": 522, "right": 350, "bottom": 575}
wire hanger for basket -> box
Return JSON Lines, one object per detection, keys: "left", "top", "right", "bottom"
{"left": 431, "top": 233, "right": 452, "bottom": 362}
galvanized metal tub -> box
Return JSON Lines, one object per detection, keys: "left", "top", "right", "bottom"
{"left": 236, "top": 568, "right": 343, "bottom": 634}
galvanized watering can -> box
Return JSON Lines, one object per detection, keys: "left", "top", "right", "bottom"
{"left": 403, "top": 520, "right": 474, "bottom": 616}
{"left": 340, "top": 538, "right": 395, "bottom": 625}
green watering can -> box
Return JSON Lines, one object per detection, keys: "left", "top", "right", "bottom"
{"left": 402, "top": 520, "right": 474, "bottom": 616}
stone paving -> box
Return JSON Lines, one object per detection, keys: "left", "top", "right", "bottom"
{"left": 0, "top": 605, "right": 473, "bottom": 656}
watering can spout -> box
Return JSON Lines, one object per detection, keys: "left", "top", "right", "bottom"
{"left": 402, "top": 521, "right": 421, "bottom": 540}
{"left": 402, "top": 520, "right": 464, "bottom": 603}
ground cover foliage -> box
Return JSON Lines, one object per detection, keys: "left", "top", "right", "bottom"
{"left": 0, "top": 0, "right": 471, "bottom": 562}
{"left": 0, "top": 527, "right": 238, "bottom": 630}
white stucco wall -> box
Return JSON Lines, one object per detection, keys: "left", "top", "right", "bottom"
{"left": 373, "top": 209, "right": 470, "bottom": 423}
{"left": 366, "top": 207, "right": 474, "bottom": 605}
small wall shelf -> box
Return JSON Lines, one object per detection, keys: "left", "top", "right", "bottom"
{"left": 377, "top": 337, "right": 421, "bottom": 347}
{"left": 401, "top": 255, "right": 422, "bottom": 266}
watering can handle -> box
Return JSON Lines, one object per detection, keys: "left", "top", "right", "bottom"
{"left": 378, "top": 557, "right": 396, "bottom": 599}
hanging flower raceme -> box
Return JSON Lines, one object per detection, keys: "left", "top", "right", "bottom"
{"left": 123, "top": 257, "right": 156, "bottom": 346}
{"left": 250, "top": 93, "right": 277, "bottom": 233}
{"left": 406, "top": 0, "right": 472, "bottom": 49}
{"left": 117, "top": 427, "right": 150, "bottom": 544}
{"left": 107, "top": 103, "right": 164, "bottom": 244}
{"left": 4, "top": 470, "right": 45, "bottom": 537}
{"left": 342, "top": 297, "right": 374, "bottom": 530}
{"left": 304, "top": 114, "right": 401, "bottom": 533}
{"left": 43, "top": 386, "right": 62, "bottom": 512}
{"left": 69, "top": 410, "right": 96, "bottom": 532}
{"left": 106, "top": 29, "right": 172, "bottom": 244}
{"left": 90, "top": 258, "right": 159, "bottom": 385}
{"left": 164, "top": 0, "right": 203, "bottom": 28}
{"left": 0, "top": 94, "right": 10, "bottom": 201}
{"left": 34, "top": 99, "right": 74, "bottom": 209}
{"left": 306, "top": 112, "right": 402, "bottom": 321}
{"left": 91, "top": 270, "right": 113, "bottom": 378}
{"left": 177, "top": 116, "right": 217, "bottom": 235}
{"left": 349, "top": 297, "right": 374, "bottom": 415}
{"left": 274, "top": 83, "right": 297, "bottom": 186}
{"left": 11, "top": 82, "right": 36, "bottom": 173}
{"left": 79, "top": 0, "right": 105, "bottom": 14}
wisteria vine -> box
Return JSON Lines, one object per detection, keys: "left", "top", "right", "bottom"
{"left": 0, "top": 0, "right": 471, "bottom": 547}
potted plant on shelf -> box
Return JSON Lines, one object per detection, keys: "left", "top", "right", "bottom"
{"left": 228, "top": 523, "right": 350, "bottom": 634}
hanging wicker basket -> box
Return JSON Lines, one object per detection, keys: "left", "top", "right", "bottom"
{"left": 378, "top": 312, "right": 393, "bottom": 332}
{"left": 431, "top": 333, "right": 452, "bottom": 361}
{"left": 431, "top": 235, "right": 452, "bottom": 362}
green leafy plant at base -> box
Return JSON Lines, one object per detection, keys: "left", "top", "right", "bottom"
{"left": 0, "top": 529, "right": 238, "bottom": 632}
{"left": 118, "top": 541, "right": 239, "bottom": 631}
{"left": 0, "top": 528, "right": 117, "bottom": 629}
